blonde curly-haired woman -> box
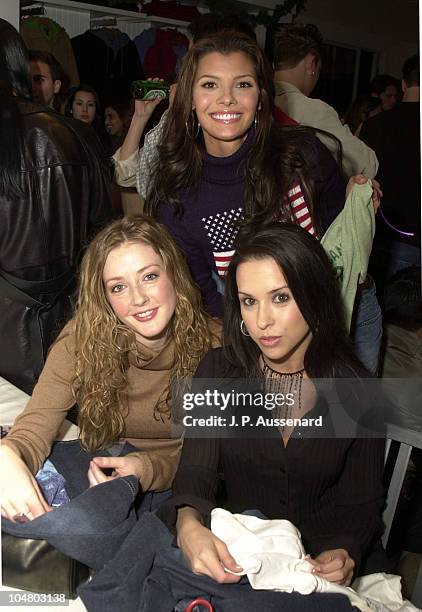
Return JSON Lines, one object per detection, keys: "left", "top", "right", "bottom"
{"left": 1, "top": 216, "right": 220, "bottom": 522}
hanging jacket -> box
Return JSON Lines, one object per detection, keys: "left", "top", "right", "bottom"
{"left": 71, "top": 29, "right": 144, "bottom": 102}
{"left": 20, "top": 16, "right": 79, "bottom": 86}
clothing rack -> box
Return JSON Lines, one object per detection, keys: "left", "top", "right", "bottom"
{"left": 90, "top": 16, "right": 117, "bottom": 28}
{"left": 21, "top": 5, "right": 46, "bottom": 17}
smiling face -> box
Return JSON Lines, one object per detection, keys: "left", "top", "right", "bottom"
{"left": 72, "top": 91, "right": 97, "bottom": 124}
{"left": 237, "top": 257, "right": 312, "bottom": 373}
{"left": 102, "top": 242, "right": 177, "bottom": 350}
{"left": 105, "top": 106, "right": 124, "bottom": 136}
{"left": 192, "top": 51, "right": 260, "bottom": 157}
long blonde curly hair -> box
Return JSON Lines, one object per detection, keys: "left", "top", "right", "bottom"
{"left": 72, "top": 215, "right": 217, "bottom": 451}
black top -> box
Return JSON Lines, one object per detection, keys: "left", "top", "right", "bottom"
{"left": 360, "top": 103, "right": 420, "bottom": 246}
{"left": 159, "top": 348, "right": 385, "bottom": 570}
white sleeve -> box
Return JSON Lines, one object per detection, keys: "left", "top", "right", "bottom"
{"left": 112, "top": 148, "right": 139, "bottom": 188}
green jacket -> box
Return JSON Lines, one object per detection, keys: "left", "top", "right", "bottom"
{"left": 321, "top": 181, "right": 375, "bottom": 330}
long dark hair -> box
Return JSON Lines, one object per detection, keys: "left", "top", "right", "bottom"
{"left": 64, "top": 84, "right": 109, "bottom": 150}
{"left": 0, "top": 19, "right": 32, "bottom": 198}
{"left": 224, "top": 222, "right": 364, "bottom": 378}
{"left": 145, "top": 31, "right": 317, "bottom": 228}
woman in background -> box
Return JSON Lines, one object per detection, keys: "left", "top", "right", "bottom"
{"left": 104, "top": 97, "right": 134, "bottom": 154}
{"left": 65, "top": 84, "right": 109, "bottom": 149}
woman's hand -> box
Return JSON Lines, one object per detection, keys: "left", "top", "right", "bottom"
{"left": 120, "top": 77, "right": 168, "bottom": 160}
{"left": 177, "top": 508, "right": 242, "bottom": 583}
{"left": 309, "top": 548, "right": 355, "bottom": 586}
{"left": 133, "top": 77, "right": 169, "bottom": 121}
{"left": 0, "top": 445, "right": 52, "bottom": 521}
{"left": 133, "top": 96, "right": 164, "bottom": 121}
{"left": 345, "top": 174, "right": 382, "bottom": 212}
{"left": 87, "top": 454, "right": 144, "bottom": 487}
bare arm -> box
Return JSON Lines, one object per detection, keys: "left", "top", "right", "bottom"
{"left": 119, "top": 98, "right": 163, "bottom": 161}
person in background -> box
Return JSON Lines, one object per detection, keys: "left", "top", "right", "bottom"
{"left": 369, "top": 73, "right": 401, "bottom": 113}
{"left": 360, "top": 54, "right": 420, "bottom": 290}
{"left": 65, "top": 84, "right": 109, "bottom": 151}
{"left": 104, "top": 97, "right": 141, "bottom": 216}
{"left": 273, "top": 23, "right": 379, "bottom": 179}
{"left": 104, "top": 97, "right": 134, "bottom": 154}
{"left": 65, "top": 84, "right": 99, "bottom": 124}
{"left": 29, "top": 49, "right": 63, "bottom": 110}
{"left": 0, "top": 19, "right": 112, "bottom": 394}
{"left": 342, "top": 95, "right": 381, "bottom": 136}
{"left": 381, "top": 266, "right": 422, "bottom": 566}
{"left": 381, "top": 266, "right": 422, "bottom": 378}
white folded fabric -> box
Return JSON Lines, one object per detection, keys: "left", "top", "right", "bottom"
{"left": 210, "top": 508, "right": 418, "bottom": 612}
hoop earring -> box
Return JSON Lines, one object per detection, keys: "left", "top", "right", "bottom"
{"left": 240, "top": 320, "right": 250, "bottom": 336}
{"left": 254, "top": 112, "right": 259, "bottom": 128}
{"left": 185, "top": 111, "right": 200, "bottom": 139}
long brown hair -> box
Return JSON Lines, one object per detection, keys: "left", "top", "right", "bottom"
{"left": 72, "top": 215, "right": 217, "bottom": 451}
{"left": 145, "top": 31, "right": 318, "bottom": 230}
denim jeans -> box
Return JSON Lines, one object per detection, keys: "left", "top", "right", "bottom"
{"left": 351, "top": 280, "right": 382, "bottom": 375}
{"left": 370, "top": 235, "right": 421, "bottom": 293}
{"left": 2, "top": 440, "right": 171, "bottom": 570}
{"left": 79, "top": 512, "right": 356, "bottom": 612}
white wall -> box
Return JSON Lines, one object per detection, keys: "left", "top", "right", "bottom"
{"left": 1, "top": 0, "right": 19, "bottom": 29}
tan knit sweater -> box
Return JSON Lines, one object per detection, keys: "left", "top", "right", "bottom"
{"left": 3, "top": 322, "right": 219, "bottom": 491}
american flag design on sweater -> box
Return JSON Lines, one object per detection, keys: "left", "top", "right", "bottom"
{"left": 203, "top": 182, "right": 314, "bottom": 277}
{"left": 202, "top": 207, "right": 243, "bottom": 276}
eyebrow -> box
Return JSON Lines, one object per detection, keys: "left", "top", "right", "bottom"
{"left": 238, "top": 285, "right": 289, "bottom": 296}
{"left": 105, "top": 264, "right": 161, "bottom": 284}
{"left": 197, "top": 73, "right": 256, "bottom": 80}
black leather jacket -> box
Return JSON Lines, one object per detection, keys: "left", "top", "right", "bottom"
{"left": 0, "top": 100, "right": 113, "bottom": 393}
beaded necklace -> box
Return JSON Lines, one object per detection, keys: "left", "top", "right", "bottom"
{"left": 261, "top": 356, "right": 305, "bottom": 428}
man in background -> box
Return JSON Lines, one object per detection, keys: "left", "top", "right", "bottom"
{"left": 273, "top": 23, "right": 378, "bottom": 179}
{"left": 369, "top": 73, "right": 401, "bottom": 113}
{"left": 360, "top": 54, "right": 420, "bottom": 289}
{"left": 29, "top": 49, "right": 68, "bottom": 111}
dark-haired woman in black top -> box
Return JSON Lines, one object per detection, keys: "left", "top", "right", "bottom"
{"left": 161, "top": 223, "right": 385, "bottom": 599}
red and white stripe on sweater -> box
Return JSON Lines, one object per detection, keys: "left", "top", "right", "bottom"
{"left": 212, "top": 182, "right": 314, "bottom": 276}
{"left": 288, "top": 181, "right": 315, "bottom": 236}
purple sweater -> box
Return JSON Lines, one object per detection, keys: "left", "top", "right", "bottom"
{"left": 157, "top": 128, "right": 346, "bottom": 316}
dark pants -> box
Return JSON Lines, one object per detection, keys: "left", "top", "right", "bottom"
{"left": 2, "top": 440, "right": 171, "bottom": 570}
{"left": 79, "top": 512, "right": 357, "bottom": 612}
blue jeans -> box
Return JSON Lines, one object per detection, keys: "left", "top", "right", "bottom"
{"left": 2, "top": 441, "right": 171, "bottom": 570}
{"left": 370, "top": 235, "right": 421, "bottom": 292}
{"left": 79, "top": 512, "right": 356, "bottom": 612}
{"left": 386, "top": 241, "right": 421, "bottom": 276}
{"left": 351, "top": 280, "right": 382, "bottom": 375}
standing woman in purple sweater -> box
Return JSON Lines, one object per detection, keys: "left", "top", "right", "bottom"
{"left": 145, "top": 32, "right": 347, "bottom": 317}
{"left": 145, "top": 32, "right": 382, "bottom": 375}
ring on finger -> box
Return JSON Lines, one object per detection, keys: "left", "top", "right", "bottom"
{"left": 12, "top": 511, "right": 30, "bottom": 523}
